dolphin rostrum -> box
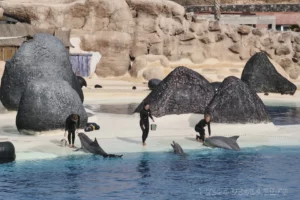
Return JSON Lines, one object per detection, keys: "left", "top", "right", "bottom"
{"left": 203, "top": 136, "right": 240, "bottom": 151}
{"left": 76, "top": 133, "right": 123, "bottom": 158}
{"left": 171, "top": 141, "right": 184, "bottom": 154}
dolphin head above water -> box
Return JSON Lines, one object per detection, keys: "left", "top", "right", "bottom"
{"left": 203, "top": 136, "right": 240, "bottom": 151}
{"left": 171, "top": 141, "right": 184, "bottom": 154}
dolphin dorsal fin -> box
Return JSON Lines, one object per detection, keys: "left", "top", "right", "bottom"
{"left": 229, "top": 136, "right": 239, "bottom": 141}
{"left": 92, "top": 138, "right": 100, "bottom": 147}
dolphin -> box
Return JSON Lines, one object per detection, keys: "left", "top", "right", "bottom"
{"left": 76, "top": 133, "right": 123, "bottom": 158}
{"left": 203, "top": 136, "right": 240, "bottom": 151}
{"left": 171, "top": 141, "right": 184, "bottom": 154}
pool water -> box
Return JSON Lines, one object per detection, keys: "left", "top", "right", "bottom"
{"left": 0, "top": 146, "right": 299, "bottom": 200}
{"left": 266, "top": 106, "right": 300, "bottom": 125}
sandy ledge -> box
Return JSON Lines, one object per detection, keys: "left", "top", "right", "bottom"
{"left": 1, "top": 79, "right": 300, "bottom": 161}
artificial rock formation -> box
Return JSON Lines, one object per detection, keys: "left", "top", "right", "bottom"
{"left": 16, "top": 79, "right": 87, "bottom": 134}
{"left": 0, "top": 34, "right": 83, "bottom": 110}
{"left": 77, "top": 76, "right": 87, "bottom": 88}
{"left": 205, "top": 76, "right": 270, "bottom": 123}
{"left": 211, "top": 82, "right": 222, "bottom": 92}
{"left": 135, "top": 66, "right": 215, "bottom": 117}
{"left": 130, "top": 55, "right": 169, "bottom": 80}
{"left": 241, "top": 52, "right": 297, "bottom": 95}
{"left": 1, "top": 0, "right": 300, "bottom": 79}
{"left": 148, "top": 78, "right": 161, "bottom": 90}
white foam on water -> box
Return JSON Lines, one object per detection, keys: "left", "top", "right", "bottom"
{"left": 16, "top": 152, "right": 58, "bottom": 161}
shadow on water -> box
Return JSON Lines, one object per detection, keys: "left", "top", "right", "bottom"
{"left": 266, "top": 106, "right": 300, "bottom": 125}
{"left": 136, "top": 153, "right": 151, "bottom": 185}
{"left": 2, "top": 126, "right": 19, "bottom": 135}
{"left": 84, "top": 103, "right": 139, "bottom": 115}
{"left": 116, "top": 137, "right": 141, "bottom": 145}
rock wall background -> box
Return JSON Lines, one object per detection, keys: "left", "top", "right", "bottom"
{"left": 171, "top": 0, "right": 300, "bottom": 5}
{"left": 1, "top": 0, "right": 300, "bottom": 81}
{"left": 186, "top": 4, "right": 300, "bottom": 13}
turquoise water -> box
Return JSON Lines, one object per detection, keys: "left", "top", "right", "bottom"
{"left": 0, "top": 146, "right": 299, "bottom": 200}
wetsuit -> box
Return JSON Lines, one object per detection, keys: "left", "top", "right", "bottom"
{"left": 195, "top": 119, "right": 211, "bottom": 141}
{"left": 65, "top": 115, "right": 80, "bottom": 145}
{"left": 140, "top": 108, "right": 153, "bottom": 143}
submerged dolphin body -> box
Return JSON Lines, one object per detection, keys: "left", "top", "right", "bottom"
{"left": 203, "top": 136, "right": 240, "bottom": 151}
{"left": 77, "top": 133, "right": 123, "bottom": 158}
{"left": 171, "top": 141, "right": 184, "bottom": 154}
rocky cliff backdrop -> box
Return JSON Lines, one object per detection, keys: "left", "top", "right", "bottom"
{"left": 171, "top": 0, "right": 300, "bottom": 5}
{"left": 1, "top": 0, "right": 300, "bottom": 81}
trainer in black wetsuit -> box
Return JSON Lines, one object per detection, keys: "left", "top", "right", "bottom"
{"left": 65, "top": 114, "right": 80, "bottom": 147}
{"left": 139, "top": 103, "right": 154, "bottom": 146}
{"left": 195, "top": 115, "right": 211, "bottom": 142}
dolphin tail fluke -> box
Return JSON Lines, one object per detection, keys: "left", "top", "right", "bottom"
{"left": 229, "top": 136, "right": 239, "bottom": 141}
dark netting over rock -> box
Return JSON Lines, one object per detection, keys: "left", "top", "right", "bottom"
{"left": 0, "top": 33, "right": 83, "bottom": 110}
{"left": 16, "top": 79, "right": 87, "bottom": 134}
{"left": 135, "top": 66, "right": 215, "bottom": 117}
{"left": 205, "top": 76, "right": 270, "bottom": 123}
{"left": 241, "top": 52, "right": 296, "bottom": 95}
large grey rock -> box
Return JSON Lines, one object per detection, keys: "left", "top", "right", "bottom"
{"left": 241, "top": 52, "right": 297, "bottom": 95}
{"left": 211, "top": 82, "right": 222, "bottom": 92}
{"left": 205, "top": 76, "right": 270, "bottom": 123}
{"left": 148, "top": 78, "right": 161, "bottom": 90}
{"left": 16, "top": 79, "right": 88, "bottom": 134}
{"left": 0, "top": 33, "right": 83, "bottom": 110}
{"left": 135, "top": 66, "right": 215, "bottom": 117}
{"left": 77, "top": 76, "right": 87, "bottom": 88}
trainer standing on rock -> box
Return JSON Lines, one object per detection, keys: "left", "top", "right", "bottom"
{"left": 140, "top": 102, "right": 155, "bottom": 146}
{"left": 65, "top": 114, "right": 80, "bottom": 148}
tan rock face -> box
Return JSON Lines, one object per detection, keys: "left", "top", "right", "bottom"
{"left": 278, "top": 32, "right": 292, "bottom": 44}
{"left": 252, "top": 29, "right": 263, "bottom": 37}
{"left": 279, "top": 58, "right": 293, "bottom": 71}
{"left": 143, "top": 67, "right": 165, "bottom": 80}
{"left": 237, "top": 25, "right": 251, "bottom": 35}
{"left": 0, "top": 8, "right": 3, "bottom": 18}
{"left": 81, "top": 31, "right": 132, "bottom": 76}
{"left": 294, "top": 35, "right": 300, "bottom": 45}
{"left": 200, "top": 37, "right": 212, "bottom": 44}
{"left": 215, "top": 33, "right": 224, "bottom": 42}
{"left": 208, "top": 21, "right": 221, "bottom": 32}
{"left": 275, "top": 45, "right": 291, "bottom": 56}
{"left": 261, "top": 37, "right": 273, "bottom": 47}
{"left": 130, "top": 55, "right": 169, "bottom": 78}
{"left": 190, "top": 50, "right": 206, "bottom": 64}
{"left": 294, "top": 44, "right": 300, "bottom": 52}
{"left": 226, "top": 32, "right": 240, "bottom": 43}
{"left": 229, "top": 43, "right": 241, "bottom": 54}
